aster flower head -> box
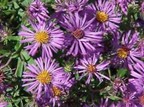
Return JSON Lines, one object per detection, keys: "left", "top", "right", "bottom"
{"left": 61, "top": 12, "right": 103, "bottom": 56}
{"left": 117, "top": 85, "right": 137, "bottom": 107}
{"left": 36, "top": 73, "right": 74, "bottom": 107}
{"left": 19, "top": 20, "right": 64, "bottom": 57}
{"left": 49, "top": 75, "right": 74, "bottom": 106}
{"left": 88, "top": 0, "right": 121, "bottom": 31}
{"left": 115, "top": 78, "right": 144, "bottom": 107}
{"left": 75, "top": 54, "right": 110, "bottom": 84}
{"left": 49, "top": 85, "right": 64, "bottom": 107}
{"left": 27, "top": 0, "right": 49, "bottom": 22}
{"left": 22, "top": 57, "right": 67, "bottom": 98}
{"left": 55, "top": 0, "right": 88, "bottom": 13}
{"left": 111, "top": 31, "right": 143, "bottom": 68}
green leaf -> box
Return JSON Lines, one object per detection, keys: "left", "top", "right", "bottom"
{"left": 22, "top": 0, "right": 33, "bottom": 7}
{"left": 20, "top": 100, "right": 24, "bottom": 107}
{"left": 0, "top": 49, "right": 10, "bottom": 56}
{"left": 14, "top": 42, "right": 21, "bottom": 51}
{"left": 117, "top": 68, "right": 128, "bottom": 77}
{"left": 7, "top": 103, "right": 13, "bottom": 107}
{"left": 75, "top": 73, "right": 79, "bottom": 80}
{"left": 108, "top": 95, "right": 121, "bottom": 101}
{"left": 12, "top": 99, "right": 21, "bottom": 107}
{"left": 21, "top": 50, "right": 34, "bottom": 64}
{"left": 21, "top": 50, "right": 31, "bottom": 61}
{"left": 15, "top": 58, "right": 24, "bottom": 77}
{"left": 7, "top": 36, "right": 20, "bottom": 41}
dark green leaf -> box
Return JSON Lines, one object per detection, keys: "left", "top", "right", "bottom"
{"left": 15, "top": 58, "right": 24, "bottom": 77}
{"left": 117, "top": 68, "right": 128, "bottom": 77}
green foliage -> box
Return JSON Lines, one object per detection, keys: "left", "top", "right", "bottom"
{"left": 117, "top": 68, "right": 129, "bottom": 78}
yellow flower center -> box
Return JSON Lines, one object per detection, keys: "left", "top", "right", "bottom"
{"left": 52, "top": 86, "right": 62, "bottom": 96}
{"left": 117, "top": 47, "right": 129, "bottom": 59}
{"left": 36, "top": 70, "right": 51, "bottom": 84}
{"left": 139, "top": 95, "right": 144, "bottom": 105}
{"left": 72, "top": 29, "right": 84, "bottom": 39}
{"left": 35, "top": 31, "right": 49, "bottom": 44}
{"left": 96, "top": 11, "right": 108, "bottom": 23}
{"left": 87, "top": 64, "right": 96, "bottom": 73}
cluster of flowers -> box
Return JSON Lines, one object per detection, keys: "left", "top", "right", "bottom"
{"left": 18, "top": 0, "right": 144, "bottom": 106}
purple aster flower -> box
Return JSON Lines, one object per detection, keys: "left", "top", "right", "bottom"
{"left": 49, "top": 75, "right": 74, "bottom": 107}
{"left": 55, "top": 0, "right": 88, "bottom": 13}
{"left": 22, "top": 57, "right": 67, "bottom": 98}
{"left": 87, "top": 0, "right": 121, "bottom": 31}
{"left": 27, "top": 0, "right": 49, "bottom": 22}
{"left": 117, "top": 87, "right": 136, "bottom": 107}
{"left": 115, "top": 78, "right": 144, "bottom": 107}
{"left": 36, "top": 88, "right": 59, "bottom": 107}
{"left": 60, "top": 12, "right": 103, "bottom": 56}
{"left": 36, "top": 73, "right": 74, "bottom": 107}
{"left": 49, "top": 85, "right": 64, "bottom": 107}
{"left": 19, "top": 20, "right": 64, "bottom": 57}
{"left": 117, "top": 86, "right": 144, "bottom": 107}
{"left": 75, "top": 54, "right": 110, "bottom": 84}
{"left": 111, "top": 31, "right": 143, "bottom": 68}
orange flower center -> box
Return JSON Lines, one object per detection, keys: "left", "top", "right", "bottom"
{"left": 117, "top": 46, "right": 129, "bottom": 59}
{"left": 72, "top": 29, "right": 84, "bottom": 39}
{"left": 96, "top": 11, "right": 108, "bottom": 23}
{"left": 87, "top": 64, "right": 96, "bottom": 73}
{"left": 35, "top": 31, "right": 49, "bottom": 44}
{"left": 139, "top": 95, "right": 144, "bottom": 105}
{"left": 36, "top": 70, "right": 51, "bottom": 84}
{"left": 52, "top": 86, "right": 62, "bottom": 96}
